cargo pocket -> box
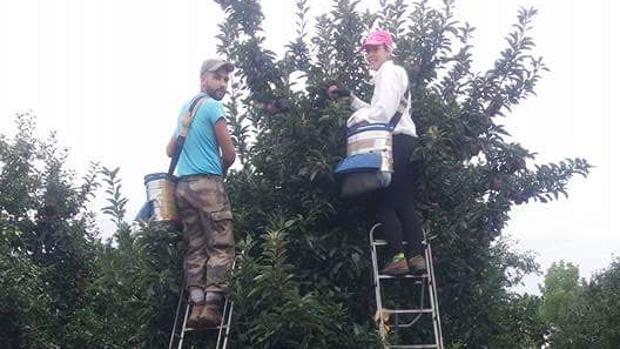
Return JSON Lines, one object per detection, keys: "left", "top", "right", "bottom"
{"left": 208, "top": 208, "right": 234, "bottom": 248}
{"left": 210, "top": 208, "right": 233, "bottom": 222}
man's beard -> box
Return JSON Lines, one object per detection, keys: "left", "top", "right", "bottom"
{"left": 208, "top": 88, "right": 226, "bottom": 100}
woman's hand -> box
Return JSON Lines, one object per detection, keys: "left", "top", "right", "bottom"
{"left": 327, "top": 85, "right": 340, "bottom": 99}
{"left": 327, "top": 85, "right": 351, "bottom": 100}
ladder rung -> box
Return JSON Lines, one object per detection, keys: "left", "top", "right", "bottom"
{"left": 184, "top": 325, "right": 228, "bottom": 332}
{"left": 372, "top": 239, "right": 408, "bottom": 246}
{"left": 387, "top": 345, "right": 438, "bottom": 348}
{"left": 386, "top": 308, "right": 433, "bottom": 315}
{"left": 378, "top": 273, "right": 427, "bottom": 280}
{"left": 372, "top": 240, "right": 431, "bottom": 247}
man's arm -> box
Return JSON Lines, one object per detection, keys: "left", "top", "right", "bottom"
{"left": 166, "top": 136, "right": 177, "bottom": 158}
{"left": 214, "top": 118, "right": 236, "bottom": 173}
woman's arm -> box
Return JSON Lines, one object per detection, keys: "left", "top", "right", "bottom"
{"left": 348, "top": 67, "right": 405, "bottom": 126}
{"left": 350, "top": 94, "right": 370, "bottom": 111}
{"left": 365, "top": 68, "right": 402, "bottom": 123}
{"left": 327, "top": 84, "right": 370, "bottom": 110}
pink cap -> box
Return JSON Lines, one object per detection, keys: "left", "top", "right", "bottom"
{"left": 359, "top": 30, "right": 393, "bottom": 52}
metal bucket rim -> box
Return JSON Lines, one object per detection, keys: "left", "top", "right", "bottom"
{"left": 144, "top": 172, "right": 177, "bottom": 184}
{"left": 346, "top": 123, "right": 393, "bottom": 137}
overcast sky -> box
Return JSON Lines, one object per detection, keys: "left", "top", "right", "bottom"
{"left": 1, "top": 0, "right": 617, "bottom": 294}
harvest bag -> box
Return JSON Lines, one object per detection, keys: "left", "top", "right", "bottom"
{"left": 334, "top": 89, "right": 409, "bottom": 198}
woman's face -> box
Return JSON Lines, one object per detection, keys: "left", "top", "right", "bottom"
{"left": 364, "top": 45, "right": 391, "bottom": 71}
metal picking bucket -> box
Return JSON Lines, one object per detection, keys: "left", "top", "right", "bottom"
{"left": 333, "top": 123, "right": 395, "bottom": 197}
{"left": 144, "top": 172, "right": 179, "bottom": 223}
{"left": 346, "top": 123, "right": 393, "bottom": 172}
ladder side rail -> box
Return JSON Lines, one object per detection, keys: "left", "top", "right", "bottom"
{"left": 425, "top": 242, "right": 444, "bottom": 349}
{"left": 217, "top": 252, "right": 240, "bottom": 349}
{"left": 177, "top": 303, "right": 191, "bottom": 349}
{"left": 369, "top": 223, "right": 388, "bottom": 342}
{"left": 169, "top": 284, "right": 186, "bottom": 349}
{"left": 215, "top": 298, "right": 231, "bottom": 348}
{"left": 221, "top": 301, "right": 234, "bottom": 349}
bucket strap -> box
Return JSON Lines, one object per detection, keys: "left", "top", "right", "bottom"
{"left": 388, "top": 86, "right": 410, "bottom": 130}
{"left": 167, "top": 94, "right": 209, "bottom": 175}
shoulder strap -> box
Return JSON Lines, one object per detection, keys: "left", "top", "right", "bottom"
{"left": 388, "top": 86, "right": 410, "bottom": 129}
{"left": 179, "top": 94, "right": 209, "bottom": 137}
{"left": 167, "top": 94, "right": 209, "bottom": 175}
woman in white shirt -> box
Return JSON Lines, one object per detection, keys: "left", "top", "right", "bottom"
{"left": 328, "top": 30, "right": 425, "bottom": 275}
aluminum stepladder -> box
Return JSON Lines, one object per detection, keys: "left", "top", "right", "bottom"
{"left": 370, "top": 223, "right": 444, "bottom": 349}
{"left": 168, "top": 258, "right": 237, "bottom": 349}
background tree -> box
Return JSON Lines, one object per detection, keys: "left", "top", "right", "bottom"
{"left": 539, "top": 260, "right": 580, "bottom": 326}
{"left": 0, "top": 113, "right": 101, "bottom": 347}
{"left": 62, "top": 166, "right": 184, "bottom": 348}
{"left": 0, "top": 115, "right": 183, "bottom": 348}
{"left": 545, "top": 258, "right": 620, "bottom": 348}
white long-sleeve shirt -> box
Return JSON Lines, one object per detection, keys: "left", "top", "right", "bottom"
{"left": 348, "top": 60, "right": 417, "bottom": 137}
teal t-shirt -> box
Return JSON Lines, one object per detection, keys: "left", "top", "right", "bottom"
{"left": 174, "top": 93, "right": 224, "bottom": 176}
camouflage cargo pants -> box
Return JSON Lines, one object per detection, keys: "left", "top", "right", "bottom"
{"left": 175, "top": 175, "right": 235, "bottom": 294}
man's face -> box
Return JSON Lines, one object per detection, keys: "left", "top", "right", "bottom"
{"left": 201, "top": 69, "right": 230, "bottom": 100}
{"left": 364, "top": 44, "right": 391, "bottom": 71}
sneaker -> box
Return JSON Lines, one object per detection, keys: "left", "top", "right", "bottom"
{"left": 408, "top": 255, "right": 427, "bottom": 274}
{"left": 201, "top": 302, "right": 223, "bottom": 328}
{"left": 187, "top": 303, "right": 208, "bottom": 328}
{"left": 381, "top": 253, "right": 409, "bottom": 275}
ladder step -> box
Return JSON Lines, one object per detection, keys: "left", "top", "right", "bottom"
{"left": 378, "top": 273, "right": 427, "bottom": 280}
{"left": 183, "top": 325, "right": 228, "bottom": 332}
{"left": 386, "top": 308, "right": 433, "bottom": 315}
{"left": 372, "top": 239, "right": 407, "bottom": 246}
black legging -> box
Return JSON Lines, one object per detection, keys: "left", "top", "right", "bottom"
{"left": 376, "top": 134, "right": 424, "bottom": 259}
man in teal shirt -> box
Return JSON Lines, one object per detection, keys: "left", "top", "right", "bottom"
{"left": 166, "top": 58, "right": 236, "bottom": 328}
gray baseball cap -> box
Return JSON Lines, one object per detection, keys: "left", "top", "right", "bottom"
{"left": 200, "top": 59, "right": 234, "bottom": 76}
